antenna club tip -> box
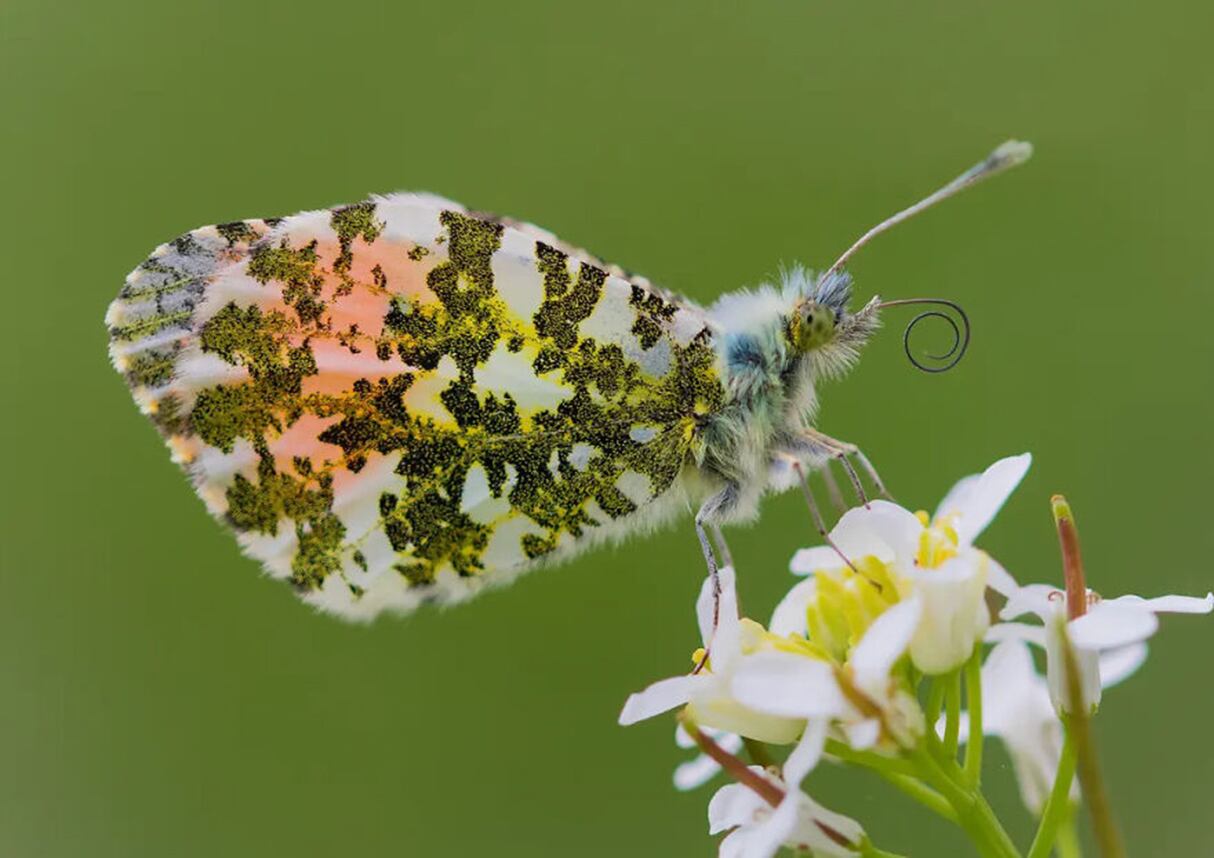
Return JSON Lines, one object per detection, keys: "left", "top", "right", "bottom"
{"left": 990, "top": 139, "right": 1034, "bottom": 168}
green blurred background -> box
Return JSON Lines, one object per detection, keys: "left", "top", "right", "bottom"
{"left": 3, "top": 1, "right": 1211, "bottom": 855}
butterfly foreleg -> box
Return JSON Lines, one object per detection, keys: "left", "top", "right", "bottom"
{"left": 784, "top": 428, "right": 893, "bottom": 506}
{"left": 778, "top": 453, "right": 860, "bottom": 574}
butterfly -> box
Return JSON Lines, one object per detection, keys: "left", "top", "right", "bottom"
{"left": 106, "top": 141, "right": 1030, "bottom": 621}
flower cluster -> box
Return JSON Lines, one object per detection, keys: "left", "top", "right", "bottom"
{"left": 619, "top": 455, "right": 1212, "bottom": 858}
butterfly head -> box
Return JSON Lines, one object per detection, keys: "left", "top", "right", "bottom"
{"left": 786, "top": 269, "right": 850, "bottom": 352}
{"left": 783, "top": 268, "right": 881, "bottom": 378}
{"left": 782, "top": 139, "right": 1032, "bottom": 374}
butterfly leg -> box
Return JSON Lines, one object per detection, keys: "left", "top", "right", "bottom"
{"left": 819, "top": 464, "right": 848, "bottom": 514}
{"left": 783, "top": 455, "right": 859, "bottom": 574}
{"left": 851, "top": 447, "right": 893, "bottom": 501}
{"left": 692, "top": 485, "right": 739, "bottom": 673}
{"left": 797, "top": 428, "right": 893, "bottom": 506}
{"left": 709, "top": 523, "right": 735, "bottom": 570}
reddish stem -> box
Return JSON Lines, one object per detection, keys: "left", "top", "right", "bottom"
{"left": 681, "top": 720, "right": 856, "bottom": 850}
{"left": 682, "top": 720, "right": 785, "bottom": 807}
{"left": 1052, "top": 495, "right": 1087, "bottom": 620}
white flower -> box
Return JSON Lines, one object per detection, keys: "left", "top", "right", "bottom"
{"left": 996, "top": 584, "right": 1213, "bottom": 713}
{"left": 674, "top": 723, "right": 743, "bottom": 791}
{"left": 949, "top": 637, "right": 1145, "bottom": 814}
{"left": 731, "top": 598, "right": 926, "bottom": 750}
{"left": 619, "top": 566, "right": 804, "bottom": 744}
{"left": 708, "top": 721, "right": 864, "bottom": 858}
{"left": 788, "top": 454, "right": 1030, "bottom": 675}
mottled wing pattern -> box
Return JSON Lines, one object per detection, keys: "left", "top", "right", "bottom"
{"left": 107, "top": 193, "right": 724, "bottom": 619}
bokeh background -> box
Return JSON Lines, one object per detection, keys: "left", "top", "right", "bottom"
{"left": 3, "top": 1, "right": 1212, "bottom": 855}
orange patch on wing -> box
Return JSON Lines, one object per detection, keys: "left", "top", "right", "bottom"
{"left": 236, "top": 237, "right": 441, "bottom": 396}
{"left": 317, "top": 238, "right": 440, "bottom": 332}
{"left": 268, "top": 413, "right": 345, "bottom": 472}
{"left": 302, "top": 336, "right": 415, "bottom": 396}
{"left": 237, "top": 237, "right": 441, "bottom": 335}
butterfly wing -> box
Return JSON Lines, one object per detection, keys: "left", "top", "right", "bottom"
{"left": 107, "top": 193, "right": 724, "bottom": 619}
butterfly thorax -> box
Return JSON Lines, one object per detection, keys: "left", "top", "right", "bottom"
{"left": 694, "top": 269, "right": 880, "bottom": 523}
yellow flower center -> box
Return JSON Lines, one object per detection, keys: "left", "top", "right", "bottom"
{"left": 916, "top": 510, "right": 960, "bottom": 569}
{"left": 803, "top": 556, "right": 899, "bottom": 663}
{"left": 689, "top": 618, "right": 833, "bottom": 672}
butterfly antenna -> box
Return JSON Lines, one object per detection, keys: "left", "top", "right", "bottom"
{"left": 877, "top": 297, "right": 970, "bottom": 373}
{"left": 821, "top": 140, "right": 1033, "bottom": 283}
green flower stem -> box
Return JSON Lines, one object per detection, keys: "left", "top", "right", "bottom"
{"left": 1056, "top": 810, "right": 1083, "bottom": 858}
{"left": 926, "top": 675, "right": 948, "bottom": 726}
{"left": 1051, "top": 499, "right": 1126, "bottom": 858}
{"left": 879, "top": 771, "right": 959, "bottom": 823}
{"left": 1027, "top": 727, "right": 1077, "bottom": 858}
{"left": 913, "top": 745, "right": 1022, "bottom": 858}
{"left": 963, "top": 646, "right": 984, "bottom": 785}
{"left": 1062, "top": 652, "right": 1126, "bottom": 858}
{"left": 926, "top": 728, "right": 966, "bottom": 783}
{"left": 944, "top": 669, "right": 963, "bottom": 761}
{"left": 860, "top": 843, "right": 911, "bottom": 858}
{"left": 825, "top": 738, "right": 918, "bottom": 777}
{"left": 912, "top": 748, "right": 1000, "bottom": 857}
{"left": 971, "top": 792, "right": 1024, "bottom": 858}
{"left": 824, "top": 737, "right": 957, "bottom": 822}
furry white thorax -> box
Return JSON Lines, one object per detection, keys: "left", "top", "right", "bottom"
{"left": 694, "top": 266, "right": 880, "bottom": 525}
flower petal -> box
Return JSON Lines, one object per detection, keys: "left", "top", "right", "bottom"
{"left": 1098, "top": 643, "right": 1148, "bottom": 689}
{"left": 851, "top": 596, "right": 922, "bottom": 687}
{"left": 708, "top": 781, "right": 767, "bottom": 834}
{"left": 1069, "top": 602, "right": 1158, "bottom": 651}
{"left": 673, "top": 727, "right": 742, "bottom": 791}
{"left": 844, "top": 718, "right": 881, "bottom": 750}
{"left": 697, "top": 565, "right": 740, "bottom": 648}
{"left": 902, "top": 553, "right": 990, "bottom": 675}
{"left": 986, "top": 556, "right": 1020, "bottom": 598}
{"left": 731, "top": 653, "right": 846, "bottom": 718}
{"left": 618, "top": 675, "right": 696, "bottom": 725}
{"left": 1006, "top": 732, "right": 1069, "bottom": 816}
{"left": 1108, "top": 592, "right": 1214, "bottom": 615}
{"left": 1045, "top": 617, "right": 1103, "bottom": 713}
{"left": 795, "top": 795, "right": 867, "bottom": 857}
{"left": 999, "top": 584, "right": 1059, "bottom": 622}
{"left": 718, "top": 827, "right": 754, "bottom": 858}
{"left": 832, "top": 501, "right": 919, "bottom": 568}
{"left": 933, "top": 473, "right": 982, "bottom": 530}
{"left": 979, "top": 638, "right": 1049, "bottom": 731}
{"left": 790, "top": 547, "right": 847, "bottom": 576}
{"left": 783, "top": 719, "right": 828, "bottom": 787}
{"left": 674, "top": 753, "right": 722, "bottom": 792}
{"left": 936, "top": 453, "right": 1030, "bottom": 545}
{"left": 742, "top": 795, "right": 801, "bottom": 858}
{"left": 986, "top": 621, "right": 1047, "bottom": 648}
{"left": 770, "top": 579, "right": 816, "bottom": 636}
